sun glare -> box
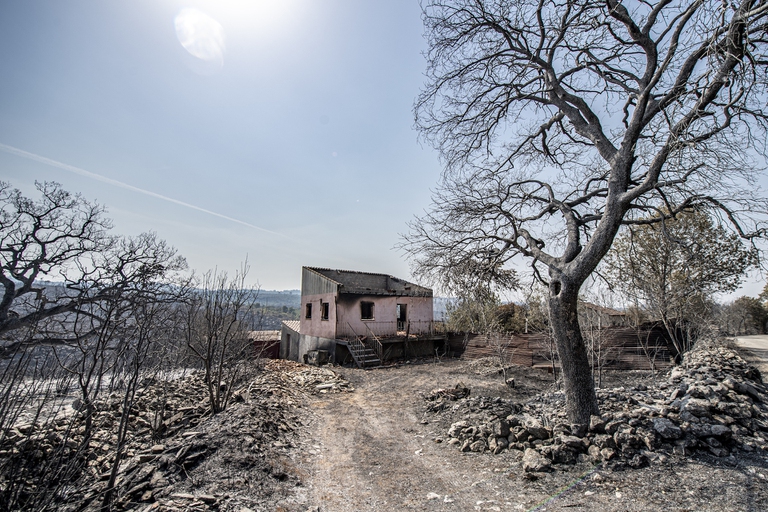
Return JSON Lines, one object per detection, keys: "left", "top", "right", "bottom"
{"left": 186, "top": 0, "right": 306, "bottom": 41}
{"left": 174, "top": 8, "right": 226, "bottom": 69}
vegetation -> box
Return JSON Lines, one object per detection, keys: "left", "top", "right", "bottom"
{"left": 605, "top": 209, "right": 759, "bottom": 354}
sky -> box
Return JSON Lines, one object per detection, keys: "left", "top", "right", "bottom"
{"left": 0, "top": 0, "right": 765, "bottom": 300}
{"left": 0, "top": 0, "right": 442, "bottom": 290}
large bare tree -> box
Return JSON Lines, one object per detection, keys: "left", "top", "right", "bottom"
{"left": 405, "top": 0, "right": 768, "bottom": 422}
{"left": 0, "top": 182, "right": 186, "bottom": 346}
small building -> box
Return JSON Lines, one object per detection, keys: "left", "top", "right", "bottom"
{"left": 249, "top": 330, "right": 281, "bottom": 359}
{"left": 280, "top": 267, "right": 443, "bottom": 367}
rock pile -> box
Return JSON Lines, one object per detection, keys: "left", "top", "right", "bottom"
{"left": 265, "top": 359, "right": 354, "bottom": 394}
{"left": 3, "top": 361, "right": 351, "bottom": 510}
{"left": 430, "top": 345, "right": 768, "bottom": 472}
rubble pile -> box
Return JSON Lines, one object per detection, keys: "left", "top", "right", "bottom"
{"left": 429, "top": 345, "right": 768, "bottom": 472}
{"left": 1, "top": 361, "right": 348, "bottom": 510}
{"left": 424, "top": 382, "right": 470, "bottom": 402}
{"left": 265, "top": 359, "right": 354, "bottom": 393}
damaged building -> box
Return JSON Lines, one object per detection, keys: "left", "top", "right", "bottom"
{"left": 280, "top": 267, "right": 445, "bottom": 367}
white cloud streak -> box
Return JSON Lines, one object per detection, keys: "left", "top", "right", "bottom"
{"left": 0, "top": 143, "right": 286, "bottom": 238}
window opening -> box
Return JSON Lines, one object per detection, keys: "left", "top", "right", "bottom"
{"left": 321, "top": 301, "right": 329, "bottom": 320}
{"left": 361, "top": 301, "right": 374, "bottom": 320}
{"left": 305, "top": 303, "right": 312, "bottom": 319}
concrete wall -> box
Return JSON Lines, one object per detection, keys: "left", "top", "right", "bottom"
{"left": 336, "top": 294, "right": 434, "bottom": 337}
{"left": 301, "top": 267, "right": 339, "bottom": 296}
{"left": 280, "top": 323, "right": 300, "bottom": 360}
{"left": 280, "top": 322, "right": 337, "bottom": 363}
{"left": 297, "top": 334, "right": 336, "bottom": 362}
{"left": 382, "top": 338, "right": 439, "bottom": 360}
{"left": 301, "top": 292, "right": 338, "bottom": 339}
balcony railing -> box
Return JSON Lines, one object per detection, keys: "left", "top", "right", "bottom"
{"left": 336, "top": 320, "right": 444, "bottom": 340}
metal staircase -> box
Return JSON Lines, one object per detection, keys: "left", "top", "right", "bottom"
{"left": 347, "top": 337, "right": 382, "bottom": 368}
{"left": 345, "top": 322, "right": 383, "bottom": 368}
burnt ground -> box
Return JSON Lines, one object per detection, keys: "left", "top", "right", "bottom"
{"left": 7, "top": 351, "right": 768, "bottom": 511}
{"left": 296, "top": 358, "right": 768, "bottom": 512}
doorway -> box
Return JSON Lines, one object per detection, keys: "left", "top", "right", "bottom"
{"left": 397, "top": 303, "right": 407, "bottom": 331}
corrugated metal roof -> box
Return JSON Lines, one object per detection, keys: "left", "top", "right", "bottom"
{"left": 282, "top": 320, "right": 301, "bottom": 333}
{"left": 303, "top": 266, "right": 432, "bottom": 297}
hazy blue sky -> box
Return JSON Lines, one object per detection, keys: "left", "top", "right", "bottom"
{"left": 1, "top": 1, "right": 765, "bottom": 300}
{"left": 0, "top": 0, "right": 441, "bottom": 290}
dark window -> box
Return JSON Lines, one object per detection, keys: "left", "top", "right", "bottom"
{"left": 361, "top": 301, "right": 374, "bottom": 320}
{"left": 321, "top": 301, "right": 329, "bottom": 320}
{"left": 305, "top": 303, "right": 312, "bottom": 319}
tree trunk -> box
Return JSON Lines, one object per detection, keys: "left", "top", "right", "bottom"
{"left": 548, "top": 279, "right": 599, "bottom": 424}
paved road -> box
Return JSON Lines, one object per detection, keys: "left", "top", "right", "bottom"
{"left": 734, "top": 335, "right": 768, "bottom": 374}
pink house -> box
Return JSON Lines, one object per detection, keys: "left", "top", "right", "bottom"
{"left": 280, "top": 267, "right": 442, "bottom": 367}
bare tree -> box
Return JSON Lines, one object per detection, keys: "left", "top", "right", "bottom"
{"left": 579, "top": 303, "right": 616, "bottom": 388}
{"left": 720, "top": 296, "right": 768, "bottom": 334}
{"left": 183, "top": 262, "right": 259, "bottom": 414}
{"left": 50, "top": 232, "right": 187, "bottom": 450}
{"left": 0, "top": 181, "right": 110, "bottom": 339}
{"left": 0, "top": 181, "right": 190, "bottom": 509}
{"left": 488, "top": 331, "right": 516, "bottom": 386}
{"left": 101, "top": 271, "right": 183, "bottom": 512}
{"left": 404, "top": 0, "right": 768, "bottom": 422}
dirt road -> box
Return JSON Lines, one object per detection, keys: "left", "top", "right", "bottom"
{"left": 304, "top": 363, "right": 517, "bottom": 511}
{"left": 299, "top": 360, "right": 768, "bottom": 512}
{"left": 735, "top": 335, "right": 768, "bottom": 374}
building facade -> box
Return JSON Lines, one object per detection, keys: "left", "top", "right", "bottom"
{"left": 281, "top": 267, "right": 437, "bottom": 365}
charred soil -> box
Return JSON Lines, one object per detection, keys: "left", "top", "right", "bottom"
{"left": 4, "top": 348, "right": 768, "bottom": 511}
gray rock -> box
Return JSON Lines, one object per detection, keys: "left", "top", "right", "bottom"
{"left": 716, "top": 401, "right": 753, "bottom": 419}
{"left": 589, "top": 415, "right": 606, "bottom": 433}
{"left": 551, "top": 444, "right": 578, "bottom": 464}
{"left": 709, "top": 424, "right": 733, "bottom": 439}
{"left": 559, "top": 435, "right": 587, "bottom": 451}
{"left": 522, "top": 448, "right": 551, "bottom": 472}
{"left": 448, "top": 421, "right": 469, "bottom": 438}
{"left": 605, "top": 420, "right": 626, "bottom": 435}
{"left": 680, "top": 398, "right": 712, "bottom": 418}
{"left": 653, "top": 418, "right": 683, "bottom": 440}
{"left": 688, "top": 385, "right": 715, "bottom": 400}
{"left": 592, "top": 434, "right": 615, "bottom": 449}
{"left": 469, "top": 439, "right": 486, "bottom": 453}
{"left": 491, "top": 419, "right": 510, "bottom": 437}
{"left": 723, "top": 377, "right": 763, "bottom": 402}
{"left": 524, "top": 418, "right": 550, "bottom": 440}
{"left": 489, "top": 435, "right": 508, "bottom": 454}
{"left": 570, "top": 423, "right": 588, "bottom": 438}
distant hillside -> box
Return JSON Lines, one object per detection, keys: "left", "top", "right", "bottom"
{"left": 254, "top": 290, "right": 300, "bottom": 309}
{"left": 30, "top": 284, "right": 446, "bottom": 325}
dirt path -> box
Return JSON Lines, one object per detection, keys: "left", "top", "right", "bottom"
{"left": 306, "top": 364, "right": 511, "bottom": 511}
{"left": 297, "top": 360, "right": 768, "bottom": 512}
{"left": 735, "top": 335, "right": 768, "bottom": 374}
